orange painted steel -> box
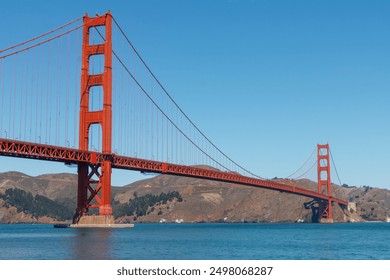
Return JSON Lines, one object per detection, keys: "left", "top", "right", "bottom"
{"left": 0, "top": 138, "right": 348, "bottom": 208}
{"left": 77, "top": 12, "right": 113, "bottom": 219}
{"left": 0, "top": 138, "right": 91, "bottom": 163}
{"left": 317, "top": 144, "right": 333, "bottom": 221}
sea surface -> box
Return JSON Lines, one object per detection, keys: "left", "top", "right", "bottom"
{"left": 0, "top": 223, "right": 389, "bottom": 260}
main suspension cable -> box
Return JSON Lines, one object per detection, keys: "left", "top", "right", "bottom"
{"left": 111, "top": 45, "right": 232, "bottom": 172}
{"left": 329, "top": 147, "right": 348, "bottom": 199}
{"left": 0, "top": 16, "right": 103, "bottom": 60}
{"left": 111, "top": 16, "right": 264, "bottom": 179}
{"left": 0, "top": 15, "right": 83, "bottom": 54}
{"left": 286, "top": 147, "right": 316, "bottom": 179}
{"left": 0, "top": 24, "right": 83, "bottom": 60}
{"left": 294, "top": 160, "right": 318, "bottom": 180}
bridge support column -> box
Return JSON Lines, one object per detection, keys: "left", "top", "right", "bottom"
{"left": 75, "top": 11, "right": 114, "bottom": 225}
{"left": 318, "top": 199, "right": 333, "bottom": 223}
{"left": 317, "top": 144, "right": 333, "bottom": 223}
{"left": 73, "top": 160, "right": 113, "bottom": 224}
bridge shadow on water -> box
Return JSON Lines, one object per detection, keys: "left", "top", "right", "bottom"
{"left": 70, "top": 228, "right": 113, "bottom": 260}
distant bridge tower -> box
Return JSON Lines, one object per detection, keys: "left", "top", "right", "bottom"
{"left": 75, "top": 12, "right": 113, "bottom": 224}
{"left": 317, "top": 144, "right": 333, "bottom": 223}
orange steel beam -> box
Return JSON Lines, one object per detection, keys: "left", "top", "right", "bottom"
{"left": 113, "top": 155, "right": 347, "bottom": 205}
{"left": 0, "top": 138, "right": 92, "bottom": 163}
{"left": 0, "top": 138, "right": 348, "bottom": 207}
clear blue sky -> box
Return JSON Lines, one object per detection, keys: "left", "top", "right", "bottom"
{"left": 1, "top": 0, "right": 389, "bottom": 189}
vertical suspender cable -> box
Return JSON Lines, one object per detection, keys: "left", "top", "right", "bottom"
{"left": 329, "top": 148, "right": 348, "bottom": 200}
{"left": 0, "top": 60, "right": 2, "bottom": 137}
{"left": 29, "top": 47, "right": 34, "bottom": 142}
{"left": 42, "top": 45, "right": 51, "bottom": 143}
{"left": 74, "top": 33, "right": 79, "bottom": 148}
{"left": 112, "top": 17, "right": 264, "bottom": 178}
{"left": 151, "top": 79, "right": 154, "bottom": 159}
{"left": 23, "top": 48, "right": 31, "bottom": 141}
{"left": 47, "top": 41, "right": 52, "bottom": 144}
{"left": 65, "top": 31, "right": 70, "bottom": 146}
{"left": 18, "top": 54, "right": 24, "bottom": 140}
{"left": 11, "top": 59, "right": 16, "bottom": 138}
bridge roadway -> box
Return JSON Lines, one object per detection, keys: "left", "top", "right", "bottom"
{"left": 0, "top": 138, "right": 348, "bottom": 206}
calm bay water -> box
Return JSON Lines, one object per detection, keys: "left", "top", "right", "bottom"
{"left": 0, "top": 223, "right": 389, "bottom": 260}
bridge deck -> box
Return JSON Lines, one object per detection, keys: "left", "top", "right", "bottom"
{"left": 0, "top": 138, "right": 348, "bottom": 206}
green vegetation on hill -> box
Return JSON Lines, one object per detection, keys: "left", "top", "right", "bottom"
{"left": 0, "top": 186, "right": 184, "bottom": 222}
{"left": 113, "top": 191, "right": 183, "bottom": 219}
{"left": 0, "top": 188, "right": 73, "bottom": 221}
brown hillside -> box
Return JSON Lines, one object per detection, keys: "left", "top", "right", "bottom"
{"left": 0, "top": 171, "right": 389, "bottom": 223}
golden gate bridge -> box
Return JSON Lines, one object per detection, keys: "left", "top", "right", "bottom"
{"left": 0, "top": 11, "right": 347, "bottom": 226}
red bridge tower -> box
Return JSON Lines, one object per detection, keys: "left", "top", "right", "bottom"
{"left": 74, "top": 12, "right": 113, "bottom": 224}
{"left": 317, "top": 144, "right": 333, "bottom": 223}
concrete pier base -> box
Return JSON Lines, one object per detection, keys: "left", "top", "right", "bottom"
{"left": 69, "top": 215, "right": 134, "bottom": 228}
{"left": 319, "top": 218, "right": 334, "bottom": 223}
